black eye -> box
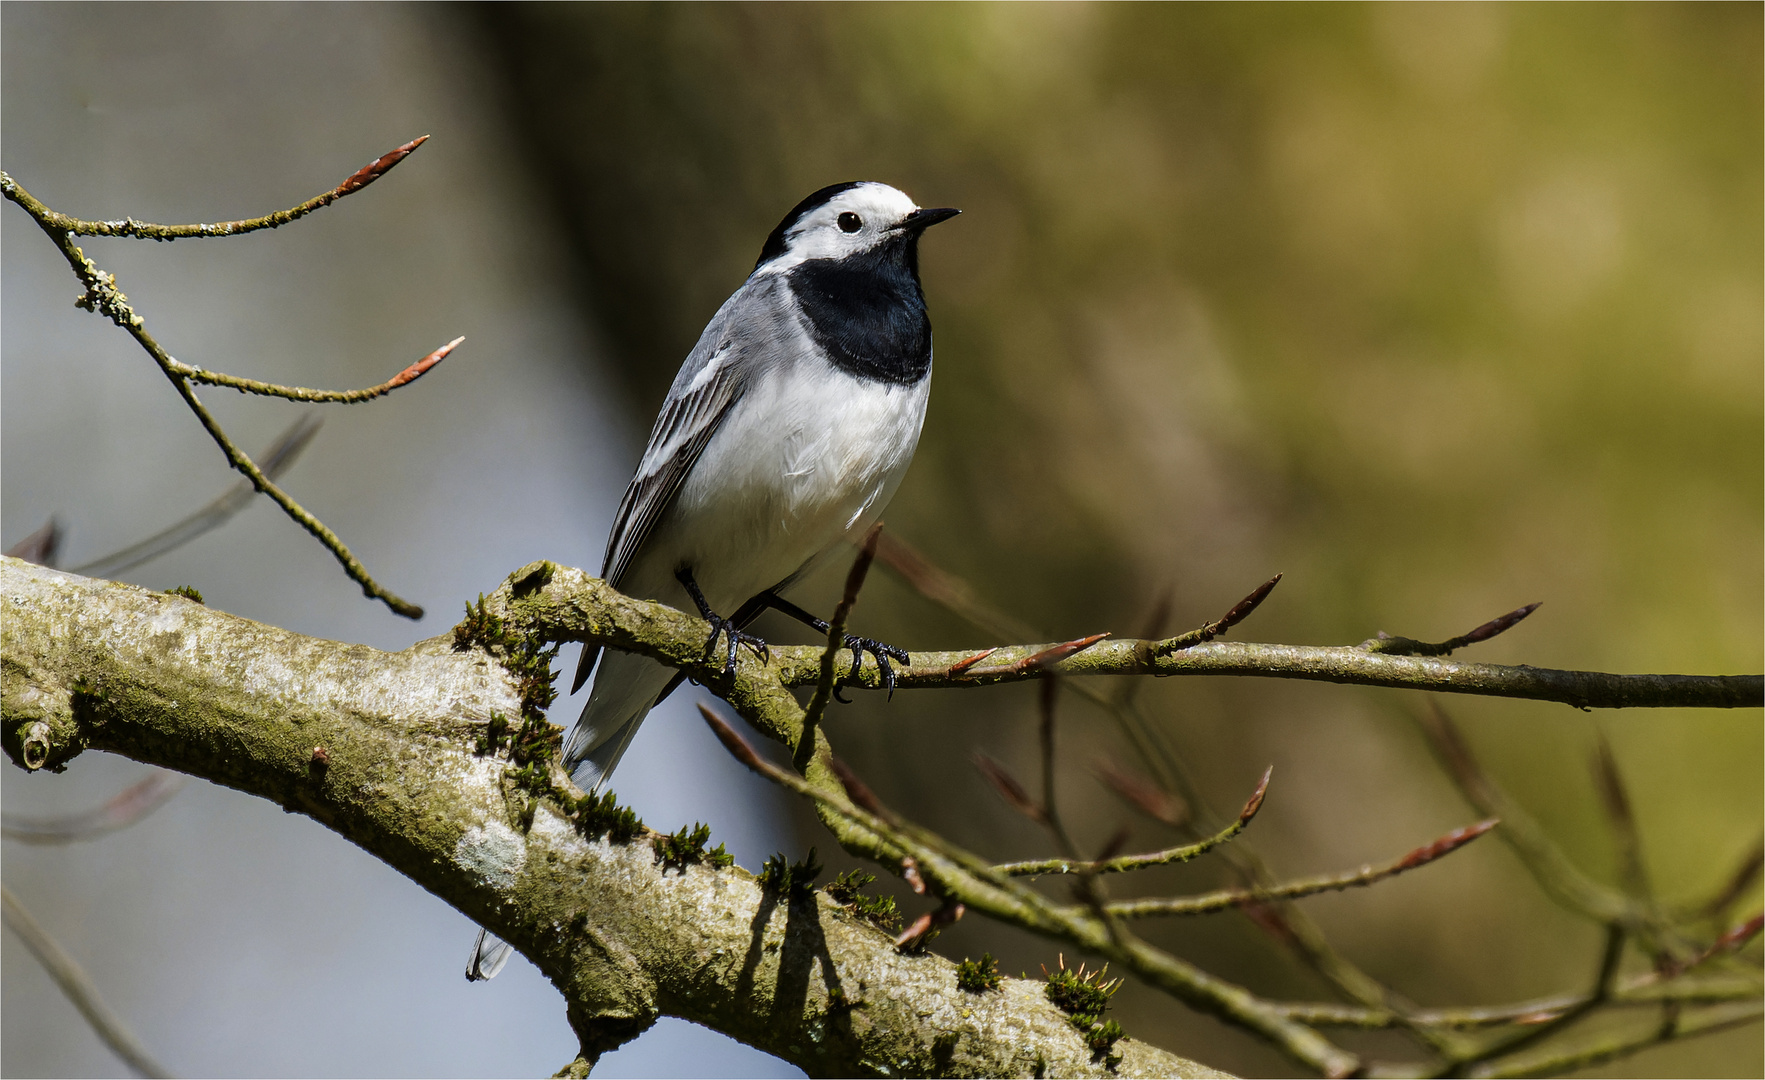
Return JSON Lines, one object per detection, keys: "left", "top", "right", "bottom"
{"left": 837, "top": 212, "right": 863, "bottom": 233}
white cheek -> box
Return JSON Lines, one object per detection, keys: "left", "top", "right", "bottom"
{"left": 753, "top": 230, "right": 871, "bottom": 274}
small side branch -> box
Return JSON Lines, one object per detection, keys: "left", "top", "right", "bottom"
{"left": 3, "top": 136, "right": 427, "bottom": 240}
{"left": 701, "top": 703, "right": 1362, "bottom": 1078}
{"left": 1415, "top": 704, "right": 1651, "bottom": 930}
{"left": 996, "top": 767, "right": 1271, "bottom": 877}
{"left": 2, "top": 771, "right": 187, "bottom": 844}
{"left": 1107, "top": 820, "right": 1497, "bottom": 919}
{"left": 170, "top": 336, "right": 463, "bottom": 403}
{"left": 1363, "top": 603, "right": 1543, "bottom": 658}
{"left": 1475, "top": 1001, "right": 1763, "bottom": 1079}
{"left": 1157, "top": 574, "right": 1283, "bottom": 652}
{"left": 1, "top": 158, "right": 440, "bottom": 619}
{"left": 801, "top": 523, "right": 882, "bottom": 739}
{"left": 1271, "top": 972, "right": 1764, "bottom": 1029}
{"left": 72, "top": 414, "right": 322, "bottom": 579}
{"left": 2, "top": 886, "right": 172, "bottom": 1078}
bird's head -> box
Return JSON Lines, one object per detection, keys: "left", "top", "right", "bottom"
{"left": 753, "top": 181, "right": 959, "bottom": 274}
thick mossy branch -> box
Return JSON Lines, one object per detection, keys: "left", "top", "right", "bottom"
{"left": 0, "top": 558, "right": 1217, "bottom": 1078}
{"left": 8, "top": 556, "right": 1755, "bottom": 1076}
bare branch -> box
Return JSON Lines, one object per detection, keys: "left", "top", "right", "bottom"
{"left": 801, "top": 522, "right": 882, "bottom": 738}
{"left": 3, "top": 136, "right": 427, "bottom": 240}
{"left": 997, "top": 767, "right": 1269, "bottom": 877}
{"left": 1447, "top": 925, "right": 1627, "bottom": 1076}
{"left": 1, "top": 169, "right": 429, "bottom": 618}
{"left": 872, "top": 530, "right": 1041, "bottom": 643}
{"left": 72, "top": 414, "right": 322, "bottom": 579}
{"left": 1107, "top": 819, "right": 1497, "bottom": 918}
{"left": 1414, "top": 703, "right": 1656, "bottom": 931}
{"left": 2, "top": 770, "right": 188, "bottom": 844}
{"left": 1663, "top": 913, "right": 1764, "bottom": 978}
{"left": 698, "top": 703, "right": 1361, "bottom": 1078}
{"left": 1092, "top": 758, "right": 1189, "bottom": 827}
{"left": 5, "top": 518, "right": 63, "bottom": 565}
{"left": 1692, "top": 838, "right": 1762, "bottom": 922}
{"left": 1474, "top": 1001, "right": 1763, "bottom": 1079}
{"left": 973, "top": 753, "right": 1050, "bottom": 827}
{"left": 2, "top": 560, "right": 1217, "bottom": 1078}
{"left": 767, "top": 635, "right": 1764, "bottom": 709}
{"left": 170, "top": 336, "right": 463, "bottom": 403}
{"left": 1157, "top": 574, "right": 1283, "bottom": 652}
{"left": 1272, "top": 972, "right": 1764, "bottom": 1029}
{"left": 1589, "top": 730, "right": 1653, "bottom": 903}
{"left": 1364, "top": 602, "right": 1542, "bottom": 658}
{"left": 2, "top": 885, "right": 172, "bottom": 1078}
{"left": 163, "top": 378, "right": 424, "bottom": 618}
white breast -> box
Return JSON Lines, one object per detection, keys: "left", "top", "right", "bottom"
{"left": 623, "top": 359, "right": 930, "bottom": 614}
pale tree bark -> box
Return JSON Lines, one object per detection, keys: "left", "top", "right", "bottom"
{"left": 0, "top": 556, "right": 1225, "bottom": 1078}
{"left": 7, "top": 552, "right": 1760, "bottom": 1078}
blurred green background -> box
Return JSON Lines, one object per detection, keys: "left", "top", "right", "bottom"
{"left": 472, "top": 3, "right": 1760, "bottom": 1075}
{"left": 3, "top": 3, "right": 1758, "bottom": 1077}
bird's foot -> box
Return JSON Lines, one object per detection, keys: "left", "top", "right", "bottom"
{"left": 677, "top": 566, "right": 770, "bottom": 678}
{"left": 753, "top": 590, "right": 911, "bottom": 701}
{"left": 703, "top": 615, "right": 770, "bottom": 678}
{"left": 834, "top": 635, "right": 911, "bottom": 702}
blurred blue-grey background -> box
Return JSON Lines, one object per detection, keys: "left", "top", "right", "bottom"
{"left": 3, "top": 4, "right": 1759, "bottom": 1077}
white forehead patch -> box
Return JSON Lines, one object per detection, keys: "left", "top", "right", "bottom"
{"left": 757, "top": 183, "right": 921, "bottom": 274}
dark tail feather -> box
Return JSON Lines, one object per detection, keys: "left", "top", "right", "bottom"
{"left": 571, "top": 642, "right": 601, "bottom": 694}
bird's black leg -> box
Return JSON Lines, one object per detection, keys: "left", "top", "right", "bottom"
{"left": 676, "top": 567, "right": 770, "bottom": 678}
{"left": 758, "top": 592, "right": 910, "bottom": 700}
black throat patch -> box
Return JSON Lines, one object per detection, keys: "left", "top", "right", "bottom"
{"left": 786, "top": 239, "right": 932, "bottom": 386}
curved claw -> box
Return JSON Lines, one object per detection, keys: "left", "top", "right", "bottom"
{"left": 701, "top": 617, "right": 771, "bottom": 679}
{"left": 834, "top": 635, "right": 910, "bottom": 702}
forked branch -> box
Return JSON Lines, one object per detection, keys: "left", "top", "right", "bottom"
{"left": 0, "top": 138, "right": 461, "bottom": 619}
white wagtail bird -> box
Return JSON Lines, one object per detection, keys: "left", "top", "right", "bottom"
{"left": 468, "top": 181, "right": 957, "bottom": 981}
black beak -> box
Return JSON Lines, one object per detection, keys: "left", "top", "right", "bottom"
{"left": 899, "top": 206, "right": 960, "bottom": 232}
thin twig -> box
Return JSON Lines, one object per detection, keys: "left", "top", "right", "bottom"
{"left": 1443, "top": 923, "right": 1626, "bottom": 1077}
{"left": 163, "top": 372, "right": 424, "bottom": 618}
{"left": 1364, "top": 603, "right": 1542, "bottom": 657}
{"left": 167, "top": 336, "right": 462, "bottom": 403}
{"left": 4, "top": 518, "right": 63, "bottom": 565}
{"left": 800, "top": 522, "right": 882, "bottom": 742}
{"left": 1590, "top": 728, "right": 1656, "bottom": 907}
{"left": 831, "top": 638, "right": 1763, "bottom": 708}
{"left": 1092, "top": 758, "right": 1189, "bottom": 827}
{"left": 8, "top": 136, "right": 427, "bottom": 240}
{"left": 2, "top": 886, "right": 172, "bottom": 1078}
{"left": 1691, "top": 838, "right": 1763, "bottom": 921}
{"left": 1270, "top": 972, "right": 1764, "bottom": 1029}
{"left": 1415, "top": 703, "right": 1660, "bottom": 934}
{"left": 996, "top": 766, "right": 1269, "bottom": 877}
{"left": 869, "top": 539, "right": 1449, "bottom": 1049}
{"left": 972, "top": 753, "right": 1050, "bottom": 827}
{"left": 1, "top": 169, "right": 428, "bottom": 619}
{"left": 1660, "top": 913, "right": 1764, "bottom": 978}
{"left": 1474, "top": 1001, "right": 1763, "bottom": 1079}
{"left": 872, "top": 530, "right": 1041, "bottom": 643}
{"left": 1037, "top": 678, "right": 1078, "bottom": 858}
{"left": 2, "top": 771, "right": 188, "bottom": 844}
{"left": 72, "top": 414, "right": 322, "bottom": 579}
{"left": 1157, "top": 574, "right": 1283, "bottom": 652}
{"left": 1108, "top": 819, "right": 1497, "bottom": 918}
{"left": 699, "top": 703, "right": 1362, "bottom": 1078}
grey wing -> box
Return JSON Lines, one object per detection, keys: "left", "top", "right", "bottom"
{"left": 571, "top": 331, "right": 749, "bottom": 693}
{"left": 600, "top": 348, "right": 744, "bottom": 587}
